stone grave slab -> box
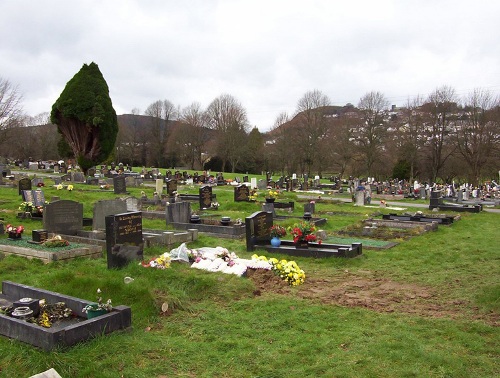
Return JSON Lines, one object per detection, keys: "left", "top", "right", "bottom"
{"left": 113, "top": 176, "right": 127, "bottom": 194}
{"left": 18, "top": 177, "right": 32, "bottom": 195}
{"left": 234, "top": 185, "right": 250, "bottom": 201}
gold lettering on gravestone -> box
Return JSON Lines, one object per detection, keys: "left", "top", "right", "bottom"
{"left": 255, "top": 214, "right": 268, "bottom": 237}
{"left": 117, "top": 213, "right": 142, "bottom": 236}
{"left": 201, "top": 188, "right": 212, "bottom": 207}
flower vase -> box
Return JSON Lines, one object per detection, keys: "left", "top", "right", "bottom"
{"left": 270, "top": 236, "right": 281, "bottom": 247}
{"left": 265, "top": 198, "right": 275, "bottom": 203}
{"left": 295, "top": 241, "right": 309, "bottom": 249}
{"left": 86, "top": 305, "right": 108, "bottom": 319}
{"left": 8, "top": 232, "right": 22, "bottom": 240}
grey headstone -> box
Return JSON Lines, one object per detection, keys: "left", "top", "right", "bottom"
{"left": 93, "top": 199, "right": 128, "bottom": 230}
{"left": 71, "top": 172, "right": 85, "bottom": 182}
{"left": 18, "top": 177, "right": 32, "bottom": 195}
{"left": 43, "top": 200, "right": 83, "bottom": 235}
{"left": 113, "top": 176, "right": 127, "bottom": 194}
{"left": 124, "top": 196, "right": 140, "bottom": 212}
{"left": 257, "top": 179, "right": 267, "bottom": 190}
{"left": 166, "top": 202, "right": 191, "bottom": 224}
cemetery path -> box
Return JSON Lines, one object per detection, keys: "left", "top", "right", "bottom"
{"left": 247, "top": 269, "right": 499, "bottom": 326}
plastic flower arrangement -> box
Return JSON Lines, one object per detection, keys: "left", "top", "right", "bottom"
{"left": 290, "top": 221, "right": 319, "bottom": 243}
{"left": 269, "top": 225, "right": 287, "bottom": 238}
{"left": 266, "top": 190, "right": 279, "bottom": 199}
{"left": 82, "top": 288, "right": 112, "bottom": 314}
{"left": 37, "top": 182, "right": 45, "bottom": 187}
{"left": 56, "top": 184, "right": 63, "bottom": 190}
{"left": 19, "top": 201, "right": 33, "bottom": 212}
{"left": 6, "top": 224, "right": 24, "bottom": 235}
{"left": 42, "top": 235, "right": 70, "bottom": 248}
{"left": 67, "top": 184, "right": 74, "bottom": 191}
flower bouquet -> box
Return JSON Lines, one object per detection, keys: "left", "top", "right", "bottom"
{"left": 290, "top": 221, "right": 319, "bottom": 247}
{"left": 269, "top": 225, "right": 287, "bottom": 238}
{"left": 6, "top": 224, "right": 24, "bottom": 240}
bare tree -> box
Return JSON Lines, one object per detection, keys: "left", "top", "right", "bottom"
{"left": 293, "top": 89, "right": 331, "bottom": 175}
{"left": 205, "top": 94, "right": 249, "bottom": 172}
{"left": 144, "top": 99, "right": 176, "bottom": 167}
{"left": 455, "top": 89, "right": 500, "bottom": 186}
{"left": 356, "top": 91, "right": 390, "bottom": 176}
{"left": 421, "top": 85, "right": 458, "bottom": 183}
{"left": 0, "top": 77, "right": 23, "bottom": 145}
{"left": 178, "top": 102, "right": 210, "bottom": 169}
{"left": 266, "top": 112, "right": 291, "bottom": 175}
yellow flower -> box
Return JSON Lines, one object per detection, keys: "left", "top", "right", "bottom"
{"left": 56, "top": 184, "right": 63, "bottom": 190}
{"left": 67, "top": 184, "right": 74, "bottom": 191}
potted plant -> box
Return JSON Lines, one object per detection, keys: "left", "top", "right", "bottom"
{"left": 82, "top": 288, "right": 112, "bottom": 319}
{"left": 290, "top": 221, "right": 319, "bottom": 248}
{"left": 6, "top": 224, "right": 24, "bottom": 240}
{"left": 269, "top": 225, "right": 286, "bottom": 247}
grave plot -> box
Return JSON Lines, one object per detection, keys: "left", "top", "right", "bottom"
{"left": 245, "top": 211, "right": 362, "bottom": 258}
{"left": 429, "top": 191, "right": 482, "bottom": 213}
{"left": 165, "top": 202, "right": 246, "bottom": 239}
{"left": 0, "top": 281, "right": 131, "bottom": 351}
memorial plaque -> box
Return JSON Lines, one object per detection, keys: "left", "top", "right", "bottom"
{"left": 105, "top": 211, "right": 143, "bottom": 269}
{"left": 199, "top": 186, "right": 212, "bottom": 209}
{"left": 245, "top": 211, "right": 273, "bottom": 251}
{"left": 92, "top": 199, "right": 128, "bottom": 230}
{"left": 32, "top": 229, "right": 48, "bottom": 243}
{"left": 113, "top": 176, "right": 127, "bottom": 194}
{"left": 18, "top": 177, "right": 32, "bottom": 195}
{"left": 166, "top": 179, "right": 178, "bottom": 196}
{"left": 43, "top": 200, "right": 83, "bottom": 235}
{"left": 22, "top": 190, "right": 35, "bottom": 204}
{"left": 234, "top": 185, "right": 250, "bottom": 202}
{"left": 33, "top": 190, "right": 46, "bottom": 207}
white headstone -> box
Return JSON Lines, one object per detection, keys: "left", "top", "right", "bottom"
{"left": 250, "top": 177, "right": 257, "bottom": 189}
{"left": 292, "top": 173, "right": 297, "bottom": 180}
{"left": 355, "top": 190, "right": 365, "bottom": 206}
{"left": 155, "top": 179, "right": 163, "bottom": 194}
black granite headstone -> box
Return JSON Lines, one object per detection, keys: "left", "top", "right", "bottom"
{"left": 105, "top": 211, "right": 143, "bottom": 269}
{"left": 113, "top": 176, "right": 127, "bottom": 194}
{"left": 199, "top": 186, "right": 212, "bottom": 209}
{"left": 234, "top": 185, "right": 250, "bottom": 202}
{"left": 166, "top": 179, "right": 178, "bottom": 196}
{"left": 245, "top": 211, "right": 273, "bottom": 251}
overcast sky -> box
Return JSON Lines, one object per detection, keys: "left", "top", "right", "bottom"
{"left": 1, "top": 0, "right": 499, "bottom": 131}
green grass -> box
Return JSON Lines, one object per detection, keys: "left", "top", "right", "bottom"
{"left": 0, "top": 175, "right": 499, "bottom": 377}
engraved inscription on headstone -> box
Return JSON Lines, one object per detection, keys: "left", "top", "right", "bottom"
{"left": 234, "top": 185, "right": 250, "bottom": 202}
{"left": 33, "top": 190, "right": 46, "bottom": 207}
{"left": 245, "top": 211, "right": 273, "bottom": 251}
{"left": 22, "top": 190, "right": 35, "bottom": 204}
{"left": 43, "top": 200, "right": 83, "bottom": 235}
{"left": 199, "top": 185, "right": 212, "bottom": 209}
{"left": 105, "top": 211, "right": 143, "bottom": 269}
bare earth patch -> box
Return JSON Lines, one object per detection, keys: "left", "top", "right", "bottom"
{"left": 247, "top": 269, "right": 499, "bottom": 326}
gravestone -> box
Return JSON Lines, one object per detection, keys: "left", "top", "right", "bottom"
{"left": 125, "top": 176, "right": 136, "bottom": 187}
{"left": 22, "top": 190, "right": 35, "bottom": 204}
{"left": 155, "top": 179, "right": 163, "bottom": 195}
{"left": 87, "top": 167, "right": 96, "bottom": 177}
{"left": 105, "top": 211, "right": 143, "bottom": 269}
{"left": 165, "top": 201, "right": 192, "bottom": 224}
{"left": 355, "top": 190, "right": 365, "bottom": 206}
{"left": 71, "top": 172, "right": 85, "bottom": 183}
{"left": 18, "top": 177, "right": 32, "bottom": 195}
{"left": 32, "top": 177, "right": 44, "bottom": 187}
{"left": 53, "top": 164, "right": 60, "bottom": 173}
{"left": 304, "top": 202, "right": 315, "bottom": 214}
{"left": 113, "top": 176, "right": 127, "bottom": 194}
{"left": 86, "top": 177, "right": 99, "bottom": 185}
{"left": 166, "top": 179, "right": 177, "bottom": 196}
{"left": 53, "top": 177, "right": 62, "bottom": 185}
{"left": 250, "top": 177, "right": 257, "bottom": 189}
{"left": 93, "top": 199, "right": 128, "bottom": 230}
{"left": 43, "top": 200, "right": 83, "bottom": 235}
{"left": 257, "top": 179, "right": 267, "bottom": 190}
{"left": 33, "top": 190, "right": 46, "bottom": 207}
{"left": 234, "top": 185, "right": 250, "bottom": 201}
{"left": 245, "top": 211, "right": 273, "bottom": 251}
{"left": 124, "top": 196, "right": 140, "bottom": 212}
{"left": 243, "top": 175, "right": 249, "bottom": 183}
{"left": 199, "top": 186, "right": 213, "bottom": 209}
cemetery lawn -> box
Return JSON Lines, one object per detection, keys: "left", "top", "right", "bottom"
{"left": 0, "top": 178, "right": 498, "bottom": 377}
